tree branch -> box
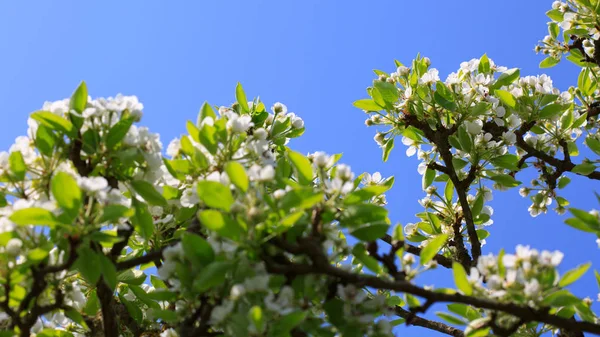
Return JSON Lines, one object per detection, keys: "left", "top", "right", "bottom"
{"left": 271, "top": 237, "right": 600, "bottom": 335}
{"left": 116, "top": 249, "right": 165, "bottom": 271}
{"left": 380, "top": 234, "right": 453, "bottom": 269}
{"left": 394, "top": 306, "right": 465, "bottom": 337}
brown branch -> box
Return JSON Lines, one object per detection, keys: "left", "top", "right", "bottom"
{"left": 272, "top": 237, "right": 600, "bottom": 336}
{"left": 394, "top": 306, "right": 465, "bottom": 337}
{"left": 116, "top": 249, "right": 165, "bottom": 271}
{"left": 409, "top": 114, "right": 478, "bottom": 266}
{"left": 381, "top": 234, "right": 453, "bottom": 269}
{"left": 515, "top": 122, "right": 600, "bottom": 181}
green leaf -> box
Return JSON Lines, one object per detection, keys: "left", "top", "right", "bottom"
{"left": 434, "top": 91, "right": 457, "bottom": 110}
{"left": 99, "top": 205, "right": 135, "bottom": 224}
{"left": 197, "top": 180, "right": 235, "bottom": 211}
{"left": 98, "top": 254, "right": 117, "bottom": 290}
{"left": 420, "top": 234, "right": 448, "bottom": 265}
{"left": 64, "top": 307, "right": 89, "bottom": 330}
{"left": 493, "top": 68, "right": 520, "bottom": 88}
{"left": 539, "top": 103, "right": 568, "bottom": 119}
{"left": 373, "top": 81, "right": 399, "bottom": 105}
{"left": 198, "top": 101, "right": 217, "bottom": 122}
{"left": 491, "top": 154, "right": 519, "bottom": 171}
{"left": 117, "top": 269, "right": 146, "bottom": 285}
{"left": 383, "top": 138, "right": 394, "bottom": 162}
{"left": 83, "top": 290, "right": 100, "bottom": 316}
{"left": 422, "top": 167, "right": 435, "bottom": 190}
{"left": 288, "top": 151, "right": 313, "bottom": 185}
{"left": 52, "top": 172, "right": 82, "bottom": 219}
{"left": 27, "top": 248, "right": 49, "bottom": 262}
{"left": 558, "top": 176, "right": 571, "bottom": 189}
{"left": 352, "top": 244, "right": 383, "bottom": 274}
{"left": 279, "top": 188, "right": 323, "bottom": 211}
{"left": 248, "top": 306, "right": 265, "bottom": 333}
{"left": 344, "top": 184, "right": 392, "bottom": 204}
{"left": 106, "top": 118, "right": 134, "bottom": 149}
{"left": 444, "top": 180, "right": 454, "bottom": 202}
{"left": 549, "top": 22, "right": 560, "bottom": 38}
{"left": 543, "top": 290, "right": 582, "bottom": 307}
{"left": 193, "top": 261, "right": 233, "bottom": 292}
{"left": 131, "top": 200, "right": 154, "bottom": 239}
{"left": 579, "top": 68, "right": 597, "bottom": 97}
{"left": 572, "top": 163, "right": 596, "bottom": 175}
{"left": 182, "top": 232, "right": 215, "bottom": 266}
{"left": 35, "top": 125, "right": 55, "bottom": 156}
{"left": 586, "top": 137, "right": 600, "bottom": 155}
{"left": 271, "top": 311, "right": 307, "bottom": 336}
{"left": 69, "top": 81, "right": 88, "bottom": 113}
{"left": 130, "top": 180, "right": 167, "bottom": 207}
{"left": 225, "top": 161, "right": 249, "bottom": 192}
{"left": 341, "top": 204, "right": 388, "bottom": 227}
{"left": 448, "top": 303, "right": 480, "bottom": 320}
{"left": 547, "top": 8, "right": 564, "bottom": 21}
{"left": 559, "top": 263, "right": 591, "bottom": 287}
{"left": 458, "top": 126, "right": 472, "bottom": 152}
{"left": 564, "top": 217, "right": 598, "bottom": 233}
{"left": 10, "top": 208, "right": 59, "bottom": 227}
{"left": 495, "top": 89, "right": 516, "bottom": 108}
{"left": 198, "top": 210, "right": 243, "bottom": 241}
{"left": 236, "top": 83, "right": 249, "bottom": 113}
{"left": 436, "top": 312, "right": 467, "bottom": 326}
{"left": 353, "top": 99, "right": 382, "bottom": 111}
{"left": 9, "top": 151, "right": 26, "bottom": 181}
{"left": 350, "top": 223, "right": 389, "bottom": 241}
{"left": 31, "top": 111, "right": 75, "bottom": 137}
{"left": 490, "top": 174, "right": 521, "bottom": 188}
{"left": 74, "top": 246, "right": 101, "bottom": 284}
{"left": 539, "top": 57, "right": 559, "bottom": 68}
{"left": 453, "top": 262, "right": 472, "bottom": 295}
{"left": 478, "top": 54, "right": 490, "bottom": 73}
{"left": 280, "top": 211, "right": 304, "bottom": 227}
{"left": 120, "top": 294, "right": 143, "bottom": 323}
{"left": 569, "top": 208, "right": 600, "bottom": 229}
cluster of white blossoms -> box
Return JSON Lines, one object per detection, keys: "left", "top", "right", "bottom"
{"left": 470, "top": 245, "right": 565, "bottom": 303}
{"left": 536, "top": 1, "right": 600, "bottom": 61}
{"left": 361, "top": 53, "right": 587, "bottom": 257}
{"left": 2, "top": 15, "right": 600, "bottom": 333}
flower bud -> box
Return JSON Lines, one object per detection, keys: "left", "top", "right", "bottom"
{"left": 6, "top": 238, "right": 22, "bottom": 256}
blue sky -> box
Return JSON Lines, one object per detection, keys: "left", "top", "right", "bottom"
{"left": 0, "top": 1, "right": 598, "bottom": 335}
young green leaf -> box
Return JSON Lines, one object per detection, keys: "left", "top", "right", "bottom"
{"left": 559, "top": 262, "right": 591, "bottom": 287}
{"left": 539, "top": 56, "right": 559, "bottom": 68}
{"left": 10, "top": 208, "right": 59, "bottom": 227}
{"left": 225, "top": 161, "right": 249, "bottom": 192}
{"left": 197, "top": 210, "right": 243, "bottom": 241}
{"left": 131, "top": 200, "right": 154, "bottom": 239}
{"left": 383, "top": 138, "right": 394, "bottom": 162}
{"left": 52, "top": 172, "right": 82, "bottom": 219}
{"left": 31, "top": 111, "right": 76, "bottom": 137}
{"left": 106, "top": 118, "right": 135, "bottom": 149}
{"left": 288, "top": 151, "right": 313, "bottom": 185}
{"left": 182, "top": 232, "right": 215, "bottom": 266}
{"left": 197, "top": 181, "right": 235, "bottom": 211}
{"left": 236, "top": 83, "right": 249, "bottom": 113}
{"left": 495, "top": 89, "right": 516, "bottom": 108}
{"left": 9, "top": 151, "right": 26, "bottom": 181}
{"left": 353, "top": 99, "right": 382, "bottom": 111}
{"left": 420, "top": 234, "right": 448, "bottom": 265}
{"left": 452, "top": 262, "right": 472, "bottom": 295}
{"left": 131, "top": 180, "right": 167, "bottom": 207}
{"left": 70, "top": 81, "right": 88, "bottom": 113}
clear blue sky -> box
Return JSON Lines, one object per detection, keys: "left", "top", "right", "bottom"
{"left": 0, "top": 1, "right": 597, "bottom": 335}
